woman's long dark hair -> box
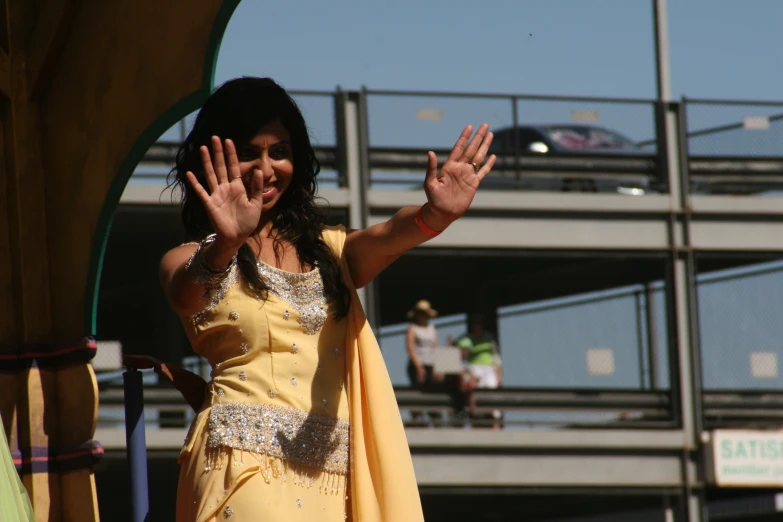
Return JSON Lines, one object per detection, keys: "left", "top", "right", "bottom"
{"left": 168, "top": 77, "right": 350, "bottom": 319}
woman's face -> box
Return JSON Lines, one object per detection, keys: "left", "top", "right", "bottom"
{"left": 235, "top": 119, "right": 294, "bottom": 212}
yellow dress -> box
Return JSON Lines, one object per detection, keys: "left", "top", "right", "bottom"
{"left": 176, "top": 228, "right": 351, "bottom": 521}
{"left": 175, "top": 226, "right": 424, "bottom": 522}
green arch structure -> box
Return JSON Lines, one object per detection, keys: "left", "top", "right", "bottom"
{"left": 84, "top": 0, "right": 242, "bottom": 335}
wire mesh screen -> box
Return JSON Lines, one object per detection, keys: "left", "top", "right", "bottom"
{"left": 366, "top": 93, "right": 516, "bottom": 149}
{"left": 698, "top": 259, "right": 783, "bottom": 390}
{"left": 289, "top": 92, "right": 337, "bottom": 147}
{"left": 290, "top": 92, "right": 342, "bottom": 187}
{"left": 365, "top": 92, "right": 515, "bottom": 189}
{"left": 685, "top": 101, "right": 783, "bottom": 157}
{"left": 685, "top": 100, "right": 783, "bottom": 195}
{"left": 498, "top": 284, "right": 669, "bottom": 389}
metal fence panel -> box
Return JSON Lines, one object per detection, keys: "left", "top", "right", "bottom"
{"left": 698, "top": 259, "right": 783, "bottom": 390}
{"left": 685, "top": 100, "right": 783, "bottom": 157}
{"left": 498, "top": 284, "right": 669, "bottom": 390}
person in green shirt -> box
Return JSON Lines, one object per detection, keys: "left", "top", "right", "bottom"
{"left": 456, "top": 313, "right": 503, "bottom": 429}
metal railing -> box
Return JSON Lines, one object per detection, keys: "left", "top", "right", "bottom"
{"left": 95, "top": 380, "right": 676, "bottom": 430}
{"left": 702, "top": 390, "right": 783, "bottom": 429}
{"left": 130, "top": 88, "right": 783, "bottom": 196}
{"left": 99, "top": 379, "right": 783, "bottom": 431}
{"left": 683, "top": 98, "right": 783, "bottom": 194}
{"left": 97, "top": 377, "right": 783, "bottom": 431}
{"left": 363, "top": 89, "right": 662, "bottom": 193}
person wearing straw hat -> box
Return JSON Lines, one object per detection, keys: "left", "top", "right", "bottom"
{"left": 406, "top": 299, "right": 444, "bottom": 426}
{"left": 406, "top": 299, "right": 441, "bottom": 388}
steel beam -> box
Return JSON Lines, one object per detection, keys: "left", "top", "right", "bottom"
{"left": 369, "top": 215, "right": 671, "bottom": 250}
{"left": 412, "top": 453, "right": 684, "bottom": 488}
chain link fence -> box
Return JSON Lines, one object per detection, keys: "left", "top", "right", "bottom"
{"left": 698, "top": 258, "right": 783, "bottom": 390}
{"left": 685, "top": 100, "right": 783, "bottom": 157}
{"left": 497, "top": 283, "right": 669, "bottom": 390}
{"left": 684, "top": 100, "right": 783, "bottom": 195}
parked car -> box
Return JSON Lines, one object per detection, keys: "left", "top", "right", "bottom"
{"left": 490, "top": 124, "right": 643, "bottom": 155}
{"left": 488, "top": 124, "right": 654, "bottom": 194}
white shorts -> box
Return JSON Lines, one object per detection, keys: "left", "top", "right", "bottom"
{"left": 469, "top": 364, "right": 499, "bottom": 389}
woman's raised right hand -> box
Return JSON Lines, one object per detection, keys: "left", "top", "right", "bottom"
{"left": 185, "top": 136, "right": 265, "bottom": 247}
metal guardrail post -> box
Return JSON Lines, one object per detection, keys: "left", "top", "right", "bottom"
{"left": 357, "top": 88, "right": 381, "bottom": 330}
{"left": 635, "top": 290, "right": 647, "bottom": 388}
{"left": 510, "top": 95, "right": 521, "bottom": 189}
{"left": 646, "top": 283, "right": 662, "bottom": 389}
{"left": 123, "top": 367, "right": 150, "bottom": 522}
{"left": 655, "top": 0, "right": 705, "bottom": 518}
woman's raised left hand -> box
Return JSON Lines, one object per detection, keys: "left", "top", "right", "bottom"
{"left": 422, "top": 124, "right": 496, "bottom": 230}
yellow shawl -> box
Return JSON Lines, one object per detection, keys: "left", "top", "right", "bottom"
{"left": 330, "top": 226, "right": 425, "bottom": 522}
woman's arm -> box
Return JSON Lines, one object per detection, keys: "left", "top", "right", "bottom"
{"left": 344, "top": 124, "right": 495, "bottom": 288}
{"left": 160, "top": 239, "right": 242, "bottom": 316}
{"left": 162, "top": 363, "right": 210, "bottom": 412}
{"left": 123, "top": 355, "right": 208, "bottom": 412}
{"left": 344, "top": 205, "right": 444, "bottom": 289}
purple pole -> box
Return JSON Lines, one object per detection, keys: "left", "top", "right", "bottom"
{"left": 123, "top": 367, "right": 150, "bottom": 522}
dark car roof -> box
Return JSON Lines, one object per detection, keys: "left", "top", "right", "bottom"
{"left": 491, "top": 124, "right": 640, "bottom": 152}
{"left": 494, "top": 124, "right": 629, "bottom": 135}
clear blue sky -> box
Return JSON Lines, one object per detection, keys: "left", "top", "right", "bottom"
{"left": 215, "top": 0, "right": 783, "bottom": 101}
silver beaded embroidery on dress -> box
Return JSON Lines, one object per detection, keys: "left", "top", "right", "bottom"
{"left": 256, "top": 262, "right": 327, "bottom": 335}
{"left": 207, "top": 403, "right": 349, "bottom": 475}
{"left": 189, "top": 264, "right": 240, "bottom": 326}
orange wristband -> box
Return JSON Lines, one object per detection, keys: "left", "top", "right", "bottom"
{"left": 415, "top": 205, "right": 441, "bottom": 238}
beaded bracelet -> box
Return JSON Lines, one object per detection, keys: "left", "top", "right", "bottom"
{"left": 414, "top": 204, "right": 442, "bottom": 238}
{"left": 185, "top": 234, "right": 238, "bottom": 286}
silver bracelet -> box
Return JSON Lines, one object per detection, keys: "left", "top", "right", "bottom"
{"left": 185, "top": 234, "right": 237, "bottom": 286}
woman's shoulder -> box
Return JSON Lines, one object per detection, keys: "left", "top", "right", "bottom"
{"left": 159, "top": 242, "right": 199, "bottom": 278}
{"left": 321, "top": 223, "right": 347, "bottom": 237}
{"left": 320, "top": 224, "right": 348, "bottom": 256}
{"left": 165, "top": 242, "right": 198, "bottom": 257}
